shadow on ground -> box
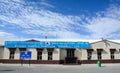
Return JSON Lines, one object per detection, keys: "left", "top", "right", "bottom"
{"left": 0, "top": 69, "right": 15, "bottom": 72}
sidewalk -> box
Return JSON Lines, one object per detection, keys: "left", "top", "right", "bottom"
{"left": 0, "top": 63, "right": 63, "bottom": 67}
{"left": 0, "top": 63, "right": 120, "bottom": 68}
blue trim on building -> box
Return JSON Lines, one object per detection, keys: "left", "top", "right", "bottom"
{"left": 5, "top": 41, "right": 90, "bottom": 49}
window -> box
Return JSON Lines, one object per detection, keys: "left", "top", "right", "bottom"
{"left": 110, "top": 52, "right": 114, "bottom": 60}
{"left": 48, "top": 52, "right": 53, "bottom": 60}
{"left": 37, "top": 52, "right": 42, "bottom": 60}
{"left": 67, "top": 50, "right": 75, "bottom": 57}
{"left": 87, "top": 52, "right": 92, "bottom": 60}
{"left": 97, "top": 52, "right": 102, "bottom": 60}
{"left": 9, "top": 51, "right": 15, "bottom": 59}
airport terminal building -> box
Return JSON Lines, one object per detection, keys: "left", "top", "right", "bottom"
{"left": 0, "top": 39, "right": 120, "bottom": 64}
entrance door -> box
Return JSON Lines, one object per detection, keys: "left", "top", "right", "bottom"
{"left": 65, "top": 49, "right": 77, "bottom": 64}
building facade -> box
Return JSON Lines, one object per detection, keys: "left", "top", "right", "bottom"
{"left": 0, "top": 39, "right": 120, "bottom": 64}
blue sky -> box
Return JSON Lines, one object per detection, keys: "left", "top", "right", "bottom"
{"left": 0, "top": 0, "right": 120, "bottom": 40}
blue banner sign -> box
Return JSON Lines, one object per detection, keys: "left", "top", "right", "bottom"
{"left": 20, "top": 51, "right": 32, "bottom": 60}
{"left": 5, "top": 41, "right": 90, "bottom": 49}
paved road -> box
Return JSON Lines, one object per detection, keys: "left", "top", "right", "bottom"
{"left": 0, "top": 64, "right": 120, "bottom": 73}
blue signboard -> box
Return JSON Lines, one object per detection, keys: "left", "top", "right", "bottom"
{"left": 5, "top": 41, "right": 90, "bottom": 49}
{"left": 20, "top": 51, "right": 32, "bottom": 60}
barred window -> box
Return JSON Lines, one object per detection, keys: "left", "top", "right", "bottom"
{"left": 97, "top": 52, "right": 102, "bottom": 60}
{"left": 37, "top": 52, "right": 42, "bottom": 60}
{"left": 48, "top": 52, "right": 53, "bottom": 60}
{"left": 87, "top": 52, "right": 92, "bottom": 60}
{"left": 9, "top": 51, "right": 15, "bottom": 59}
{"left": 110, "top": 52, "right": 114, "bottom": 60}
{"left": 67, "top": 50, "right": 74, "bottom": 57}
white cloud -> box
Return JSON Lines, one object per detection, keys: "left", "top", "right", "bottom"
{"left": 105, "top": 4, "right": 120, "bottom": 20}
{"left": 0, "top": 31, "right": 17, "bottom": 38}
{"left": 0, "top": 24, "right": 5, "bottom": 27}
{"left": 83, "top": 4, "right": 120, "bottom": 39}
{"left": 0, "top": 0, "right": 120, "bottom": 40}
{"left": 40, "top": 1, "right": 54, "bottom": 8}
{"left": 0, "top": 0, "right": 82, "bottom": 39}
{"left": 0, "top": 0, "right": 81, "bottom": 28}
{"left": 85, "top": 17, "right": 120, "bottom": 38}
{"left": 23, "top": 11, "right": 81, "bottom": 28}
{"left": 25, "top": 29, "right": 89, "bottom": 39}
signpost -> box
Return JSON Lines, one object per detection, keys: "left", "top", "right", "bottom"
{"left": 20, "top": 51, "right": 32, "bottom": 67}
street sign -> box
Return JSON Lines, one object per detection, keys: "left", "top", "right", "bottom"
{"left": 20, "top": 51, "right": 32, "bottom": 60}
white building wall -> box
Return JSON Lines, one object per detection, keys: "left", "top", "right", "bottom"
{"left": 0, "top": 46, "right": 4, "bottom": 59}
{"left": 2, "top": 48, "right": 60, "bottom": 60}
{"left": 52, "top": 49, "right": 60, "bottom": 60}
{"left": 3, "top": 48, "right": 9, "bottom": 59}
{"left": 115, "top": 51, "right": 120, "bottom": 59}
{"left": 29, "top": 48, "right": 37, "bottom": 60}
{"left": 42, "top": 49, "right": 48, "bottom": 60}
{"left": 14, "top": 48, "right": 20, "bottom": 59}
{"left": 2, "top": 40, "right": 120, "bottom": 62}
{"left": 81, "top": 49, "right": 87, "bottom": 60}
{"left": 102, "top": 50, "right": 110, "bottom": 60}
{"left": 60, "top": 49, "right": 66, "bottom": 60}
{"left": 92, "top": 51, "right": 97, "bottom": 60}
{"left": 91, "top": 41, "right": 120, "bottom": 60}
{"left": 60, "top": 49, "right": 83, "bottom": 60}
{"left": 75, "top": 49, "right": 82, "bottom": 60}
